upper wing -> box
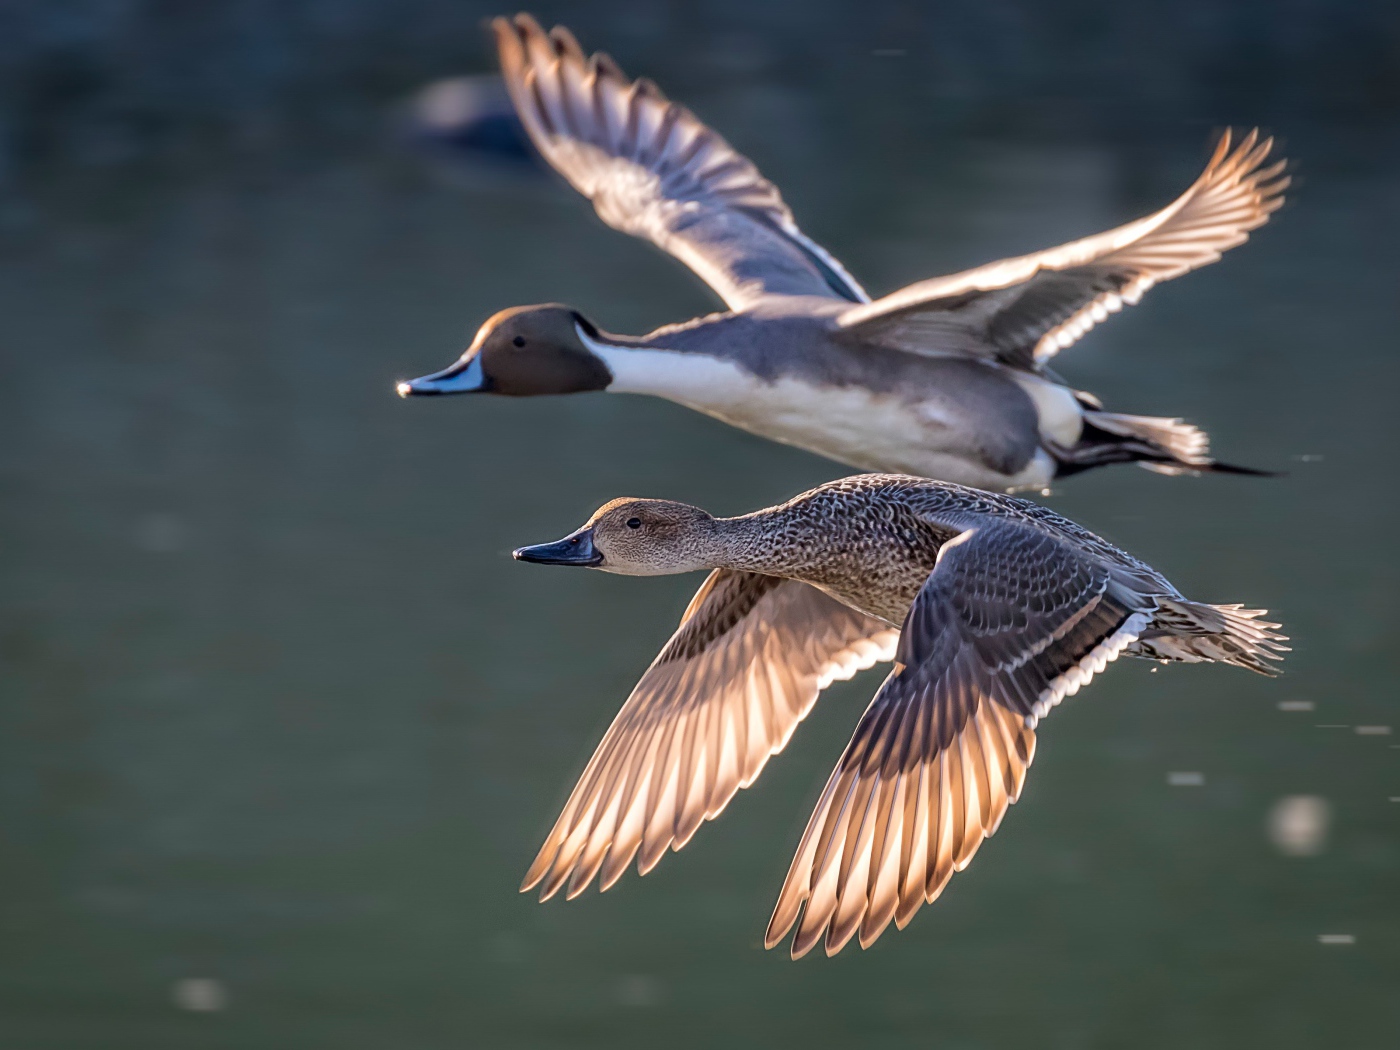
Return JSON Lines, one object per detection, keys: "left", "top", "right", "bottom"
{"left": 494, "top": 15, "right": 868, "bottom": 310}
{"left": 766, "top": 521, "right": 1157, "bottom": 958}
{"left": 521, "top": 570, "right": 898, "bottom": 902}
{"left": 837, "top": 130, "right": 1288, "bottom": 369}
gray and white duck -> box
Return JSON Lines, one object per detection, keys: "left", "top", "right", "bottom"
{"left": 398, "top": 14, "right": 1289, "bottom": 492}
{"left": 511, "top": 473, "right": 1287, "bottom": 957}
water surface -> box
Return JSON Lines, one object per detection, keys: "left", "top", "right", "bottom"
{"left": 1, "top": 19, "right": 1398, "bottom": 1050}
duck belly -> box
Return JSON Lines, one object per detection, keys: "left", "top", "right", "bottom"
{"left": 703, "top": 379, "right": 986, "bottom": 480}
{"left": 712, "top": 384, "right": 1054, "bottom": 491}
{"left": 603, "top": 347, "right": 1053, "bottom": 490}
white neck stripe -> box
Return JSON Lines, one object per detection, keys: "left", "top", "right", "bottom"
{"left": 576, "top": 324, "right": 749, "bottom": 401}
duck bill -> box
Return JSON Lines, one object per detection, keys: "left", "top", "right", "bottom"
{"left": 396, "top": 353, "right": 489, "bottom": 397}
{"left": 512, "top": 527, "right": 602, "bottom": 567}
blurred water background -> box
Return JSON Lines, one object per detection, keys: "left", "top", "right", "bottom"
{"left": 2, "top": 2, "right": 1398, "bottom": 1047}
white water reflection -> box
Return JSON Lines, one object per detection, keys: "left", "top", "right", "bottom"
{"left": 1269, "top": 796, "right": 1331, "bottom": 857}
{"left": 172, "top": 977, "right": 228, "bottom": 1012}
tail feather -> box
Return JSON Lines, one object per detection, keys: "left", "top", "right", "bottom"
{"left": 1087, "top": 410, "right": 1211, "bottom": 464}
{"left": 1138, "top": 460, "right": 1282, "bottom": 478}
{"left": 1129, "top": 600, "right": 1289, "bottom": 675}
{"left": 1057, "top": 409, "right": 1276, "bottom": 478}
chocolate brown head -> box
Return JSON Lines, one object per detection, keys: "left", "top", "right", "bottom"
{"left": 397, "top": 304, "right": 612, "bottom": 398}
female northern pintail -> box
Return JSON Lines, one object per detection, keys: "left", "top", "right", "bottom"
{"left": 398, "top": 14, "right": 1288, "bottom": 491}
{"left": 511, "top": 474, "right": 1287, "bottom": 957}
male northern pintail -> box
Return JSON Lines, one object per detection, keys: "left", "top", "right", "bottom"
{"left": 398, "top": 14, "right": 1288, "bottom": 492}
{"left": 511, "top": 474, "right": 1287, "bottom": 957}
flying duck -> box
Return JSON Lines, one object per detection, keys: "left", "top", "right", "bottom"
{"left": 397, "top": 15, "right": 1288, "bottom": 492}
{"left": 511, "top": 474, "right": 1287, "bottom": 957}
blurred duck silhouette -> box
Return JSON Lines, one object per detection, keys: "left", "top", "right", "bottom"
{"left": 398, "top": 14, "right": 1288, "bottom": 491}
{"left": 511, "top": 474, "right": 1287, "bottom": 957}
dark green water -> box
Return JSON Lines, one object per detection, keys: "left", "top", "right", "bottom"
{"left": 2, "top": 35, "right": 1398, "bottom": 1050}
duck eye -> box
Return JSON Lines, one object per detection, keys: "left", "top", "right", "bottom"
{"left": 626, "top": 517, "right": 642, "bottom": 530}
{"left": 512, "top": 336, "right": 526, "bottom": 347}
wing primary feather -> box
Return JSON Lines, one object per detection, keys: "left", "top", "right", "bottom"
{"left": 836, "top": 126, "right": 1286, "bottom": 367}
{"left": 494, "top": 15, "right": 868, "bottom": 308}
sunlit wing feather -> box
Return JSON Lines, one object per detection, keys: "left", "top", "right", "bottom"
{"left": 837, "top": 129, "right": 1288, "bottom": 368}
{"left": 494, "top": 15, "right": 868, "bottom": 309}
{"left": 766, "top": 521, "right": 1156, "bottom": 958}
{"left": 521, "top": 571, "right": 898, "bottom": 901}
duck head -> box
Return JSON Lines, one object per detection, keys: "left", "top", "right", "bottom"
{"left": 396, "top": 304, "right": 612, "bottom": 397}
{"left": 513, "top": 498, "right": 717, "bottom": 576}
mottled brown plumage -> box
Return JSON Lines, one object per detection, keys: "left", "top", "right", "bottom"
{"left": 512, "top": 475, "right": 1288, "bottom": 956}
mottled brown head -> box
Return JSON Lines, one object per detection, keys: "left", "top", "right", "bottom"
{"left": 396, "top": 304, "right": 612, "bottom": 398}
{"left": 513, "top": 498, "right": 718, "bottom": 576}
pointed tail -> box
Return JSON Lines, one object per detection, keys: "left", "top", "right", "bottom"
{"left": 1056, "top": 410, "right": 1280, "bottom": 478}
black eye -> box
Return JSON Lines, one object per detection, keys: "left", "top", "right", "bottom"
{"left": 626, "top": 517, "right": 642, "bottom": 530}
{"left": 512, "top": 336, "right": 526, "bottom": 347}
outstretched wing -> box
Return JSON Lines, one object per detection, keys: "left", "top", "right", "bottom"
{"left": 766, "top": 521, "right": 1156, "bottom": 958}
{"left": 522, "top": 571, "right": 898, "bottom": 901}
{"left": 837, "top": 130, "right": 1288, "bottom": 369}
{"left": 494, "top": 15, "right": 868, "bottom": 310}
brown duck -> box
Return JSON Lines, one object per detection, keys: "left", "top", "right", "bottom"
{"left": 512, "top": 474, "right": 1287, "bottom": 957}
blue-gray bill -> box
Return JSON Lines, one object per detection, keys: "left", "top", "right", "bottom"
{"left": 513, "top": 528, "right": 602, "bottom": 567}
{"left": 396, "top": 353, "right": 488, "bottom": 397}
